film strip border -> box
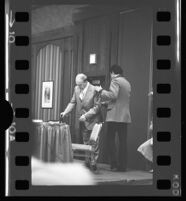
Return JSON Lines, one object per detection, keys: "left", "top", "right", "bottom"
{"left": 155, "top": 10, "right": 173, "bottom": 192}
{"left": 153, "top": 0, "right": 181, "bottom": 196}
{"left": 7, "top": 0, "right": 32, "bottom": 195}
{"left": 8, "top": 0, "right": 181, "bottom": 196}
{"left": 13, "top": 8, "right": 30, "bottom": 189}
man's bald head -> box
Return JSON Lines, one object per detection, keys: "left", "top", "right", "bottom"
{"left": 75, "top": 73, "right": 88, "bottom": 90}
{"left": 75, "top": 74, "right": 87, "bottom": 83}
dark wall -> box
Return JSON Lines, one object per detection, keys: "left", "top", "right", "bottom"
{"left": 77, "top": 9, "right": 153, "bottom": 170}
{"left": 82, "top": 16, "right": 110, "bottom": 76}
{"left": 118, "top": 8, "right": 153, "bottom": 170}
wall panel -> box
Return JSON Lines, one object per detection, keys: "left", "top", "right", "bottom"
{"left": 82, "top": 16, "right": 110, "bottom": 76}
{"left": 118, "top": 8, "right": 152, "bottom": 170}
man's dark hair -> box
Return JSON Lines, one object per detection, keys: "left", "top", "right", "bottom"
{"left": 109, "top": 64, "right": 123, "bottom": 75}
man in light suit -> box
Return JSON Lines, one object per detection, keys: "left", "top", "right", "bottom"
{"left": 98, "top": 65, "right": 131, "bottom": 172}
{"left": 60, "top": 73, "right": 101, "bottom": 171}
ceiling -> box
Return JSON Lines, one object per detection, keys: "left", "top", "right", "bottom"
{"left": 32, "top": 5, "right": 89, "bottom": 35}
{"left": 31, "top": 0, "right": 154, "bottom": 10}
{"left": 31, "top": 0, "right": 153, "bottom": 35}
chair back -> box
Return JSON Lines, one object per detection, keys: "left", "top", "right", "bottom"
{"left": 89, "top": 123, "right": 102, "bottom": 143}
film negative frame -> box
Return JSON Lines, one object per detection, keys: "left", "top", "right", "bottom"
{"left": 4, "top": 0, "right": 181, "bottom": 197}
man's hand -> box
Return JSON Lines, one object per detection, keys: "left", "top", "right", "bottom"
{"left": 95, "top": 85, "right": 103, "bottom": 93}
{"left": 60, "top": 112, "right": 66, "bottom": 118}
{"left": 79, "top": 115, "right": 86, "bottom": 122}
{"left": 101, "top": 101, "right": 108, "bottom": 107}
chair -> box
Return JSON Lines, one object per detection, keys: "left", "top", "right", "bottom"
{"left": 72, "top": 123, "right": 103, "bottom": 159}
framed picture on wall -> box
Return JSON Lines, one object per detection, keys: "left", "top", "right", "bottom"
{"left": 41, "top": 81, "right": 53, "bottom": 108}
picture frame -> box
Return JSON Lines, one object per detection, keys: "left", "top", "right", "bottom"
{"left": 41, "top": 81, "right": 53, "bottom": 108}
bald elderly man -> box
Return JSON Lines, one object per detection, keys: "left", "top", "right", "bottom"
{"left": 60, "top": 74, "right": 102, "bottom": 171}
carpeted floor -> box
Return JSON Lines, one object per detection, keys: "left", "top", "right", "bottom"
{"left": 31, "top": 157, "right": 153, "bottom": 185}
{"left": 75, "top": 160, "right": 153, "bottom": 185}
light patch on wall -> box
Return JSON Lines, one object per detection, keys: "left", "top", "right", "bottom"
{"left": 32, "top": 5, "right": 87, "bottom": 35}
{"left": 89, "top": 53, "right": 97, "bottom": 64}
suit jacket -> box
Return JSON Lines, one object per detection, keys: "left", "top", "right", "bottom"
{"left": 101, "top": 75, "right": 131, "bottom": 123}
{"left": 64, "top": 82, "right": 101, "bottom": 130}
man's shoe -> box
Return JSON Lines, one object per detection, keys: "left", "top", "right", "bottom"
{"left": 110, "top": 165, "right": 117, "bottom": 171}
{"left": 84, "top": 162, "right": 90, "bottom": 168}
{"left": 117, "top": 167, "right": 127, "bottom": 172}
{"left": 91, "top": 164, "right": 97, "bottom": 171}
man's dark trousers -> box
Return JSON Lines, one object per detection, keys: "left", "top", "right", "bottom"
{"left": 107, "top": 122, "right": 128, "bottom": 171}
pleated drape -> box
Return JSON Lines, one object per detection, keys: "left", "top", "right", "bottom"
{"left": 34, "top": 44, "right": 62, "bottom": 121}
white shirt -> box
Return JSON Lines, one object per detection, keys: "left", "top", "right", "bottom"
{"left": 79, "top": 82, "right": 89, "bottom": 100}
